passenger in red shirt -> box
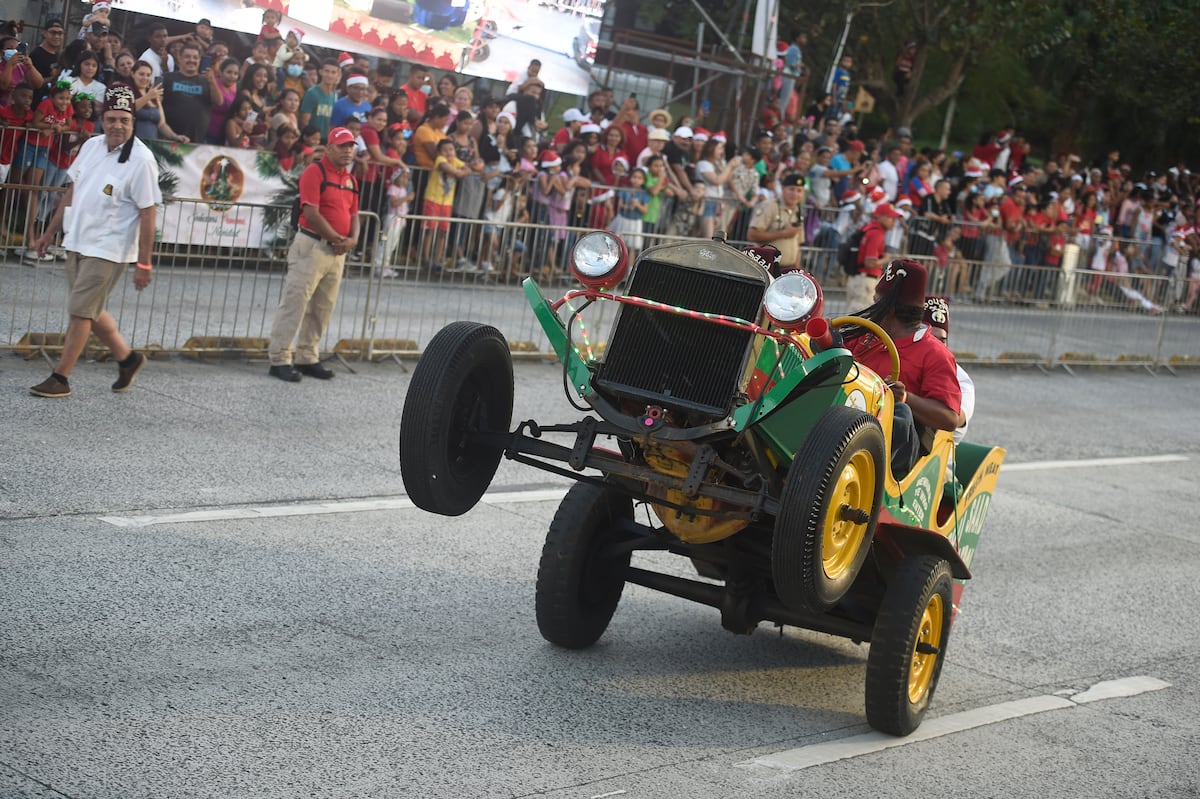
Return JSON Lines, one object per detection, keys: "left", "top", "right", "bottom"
{"left": 400, "top": 64, "right": 430, "bottom": 119}
{"left": 847, "top": 259, "right": 962, "bottom": 476}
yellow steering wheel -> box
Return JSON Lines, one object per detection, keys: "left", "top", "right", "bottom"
{"left": 831, "top": 315, "right": 901, "bottom": 383}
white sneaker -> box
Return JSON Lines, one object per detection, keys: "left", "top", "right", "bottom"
{"left": 454, "top": 257, "right": 473, "bottom": 271}
{"left": 480, "top": 261, "right": 495, "bottom": 273}
{"left": 380, "top": 268, "right": 397, "bottom": 278}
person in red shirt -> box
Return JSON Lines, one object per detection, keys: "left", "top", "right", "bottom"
{"left": 0, "top": 81, "right": 35, "bottom": 242}
{"left": 846, "top": 259, "right": 963, "bottom": 476}
{"left": 846, "top": 201, "right": 903, "bottom": 310}
{"left": 266, "top": 126, "right": 360, "bottom": 382}
{"left": 400, "top": 64, "right": 430, "bottom": 119}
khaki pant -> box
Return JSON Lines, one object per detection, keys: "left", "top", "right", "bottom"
{"left": 268, "top": 234, "right": 346, "bottom": 366}
{"left": 844, "top": 273, "right": 878, "bottom": 314}
{"left": 65, "top": 253, "right": 126, "bottom": 320}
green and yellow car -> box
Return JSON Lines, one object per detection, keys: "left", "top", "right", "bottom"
{"left": 400, "top": 232, "right": 1005, "bottom": 736}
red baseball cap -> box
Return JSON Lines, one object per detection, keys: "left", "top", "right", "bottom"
{"left": 873, "top": 201, "right": 903, "bottom": 219}
{"left": 328, "top": 127, "right": 355, "bottom": 146}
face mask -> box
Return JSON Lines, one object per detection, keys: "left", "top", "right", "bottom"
{"left": 420, "top": 84, "right": 432, "bottom": 95}
{"left": 2, "top": 50, "right": 16, "bottom": 61}
{"left": 286, "top": 64, "right": 302, "bottom": 77}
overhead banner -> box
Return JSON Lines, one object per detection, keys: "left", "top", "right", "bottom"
{"left": 112, "top": 0, "right": 608, "bottom": 95}
{"left": 147, "top": 142, "right": 288, "bottom": 249}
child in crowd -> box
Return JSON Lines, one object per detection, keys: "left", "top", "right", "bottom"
{"left": 641, "top": 154, "right": 674, "bottom": 236}
{"left": 20, "top": 83, "right": 74, "bottom": 261}
{"left": 479, "top": 173, "right": 524, "bottom": 278}
{"left": 421, "top": 138, "right": 470, "bottom": 270}
{"left": 0, "top": 81, "right": 35, "bottom": 244}
{"left": 298, "top": 123, "right": 322, "bottom": 165}
{"left": 610, "top": 165, "right": 649, "bottom": 256}
{"left": 272, "top": 28, "right": 305, "bottom": 69}
{"left": 377, "top": 133, "right": 410, "bottom": 277}
{"left": 273, "top": 125, "right": 300, "bottom": 171}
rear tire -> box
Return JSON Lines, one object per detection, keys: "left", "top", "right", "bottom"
{"left": 773, "top": 406, "right": 886, "bottom": 612}
{"left": 535, "top": 483, "right": 634, "bottom": 649}
{"left": 400, "top": 322, "right": 513, "bottom": 516}
{"left": 865, "top": 555, "right": 953, "bottom": 736}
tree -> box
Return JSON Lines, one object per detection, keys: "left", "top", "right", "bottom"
{"left": 846, "top": 0, "right": 1070, "bottom": 132}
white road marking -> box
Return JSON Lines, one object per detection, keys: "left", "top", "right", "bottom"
{"left": 97, "top": 488, "right": 569, "bottom": 528}
{"left": 1004, "top": 454, "right": 1188, "bottom": 472}
{"left": 96, "top": 453, "right": 1190, "bottom": 528}
{"left": 742, "top": 675, "right": 1169, "bottom": 772}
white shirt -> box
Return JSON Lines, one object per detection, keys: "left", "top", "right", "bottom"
{"left": 64, "top": 135, "right": 162, "bottom": 264}
{"left": 138, "top": 49, "right": 175, "bottom": 81}
{"left": 877, "top": 159, "right": 899, "bottom": 200}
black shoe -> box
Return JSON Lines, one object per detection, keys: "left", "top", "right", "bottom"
{"left": 295, "top": 362, "right": 335, "bottom": 380}
{"left": 112, "top": 351, "right": 146, "bottom": 393}
{"left": 30, "top": 374, "right": 71, "bottom": 398}
{"left": 268, "top": 364, "right": 302, "bottom": 382}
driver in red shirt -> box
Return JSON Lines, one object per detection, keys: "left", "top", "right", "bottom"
{"left": 846, "top": 259, "right": 962, "bottom": 476}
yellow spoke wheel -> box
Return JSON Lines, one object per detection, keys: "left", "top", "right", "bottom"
{"left": 866, "top": 555, "right": 954, "bottom": 736}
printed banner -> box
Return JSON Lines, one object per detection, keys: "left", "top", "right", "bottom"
{"left": 147, "top": 142, "right": 290, "bottom": 248}
{"left": 112, "top": 0, "right": 608, "bottom": 95}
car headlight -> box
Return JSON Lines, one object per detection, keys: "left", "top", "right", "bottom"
{"left": 763, "top": 271, "right": 823, "bottom": 328}
{"left": 570, "top": 231, "right": 629, "bottom": 290}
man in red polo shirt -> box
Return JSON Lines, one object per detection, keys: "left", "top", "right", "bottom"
{"left": 267, "top": 126, "right": 360, "bottom": 382}
{"left": 845, "top": 201, "right": 903, "bottom": 311}
{"left": 848, "top": 259, "right": 962, "bottom": 476}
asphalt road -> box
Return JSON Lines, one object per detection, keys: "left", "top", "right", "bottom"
{"left": 2, "top": 355, "right": 1199, "bottom": 798}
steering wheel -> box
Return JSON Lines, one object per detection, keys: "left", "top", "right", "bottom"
{"left": 830, "top": 315, "right": 901, "bottom": 383}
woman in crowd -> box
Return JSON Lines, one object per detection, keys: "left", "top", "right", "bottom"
{"left": 130, "top": 60, "right": 188, "bottom": 142}
{"left": 590, "top": 124, "right": 625, "bottom": 186}
{"left": 205, "top": 57, "right": 241, "bottom": 144}
{"left": 111, "top": 51, "right": 136, "bottom": 88}
{"left": 694, "top": 137, "right": 736, "bottom": 240}
{"left": 269, "top": 87, "right": 300, "bottom": 145}
{"left": 239, "top": 62, "right": 275, "bottom": 137}
{"left": 222, "top": 95, "right": 258, "bottom": 148}
{"left": 436, "top": 73, "right": 457, "bottom": 103}
{"left": 451, "top": 85, "right": 474, "bottom": 117}
{"left": 67, "top": 50, "right": 105, "bottom": 101}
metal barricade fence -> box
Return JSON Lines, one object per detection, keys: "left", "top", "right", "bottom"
{"left": 3, "top": 190, "right": 1200, "bottom": 370}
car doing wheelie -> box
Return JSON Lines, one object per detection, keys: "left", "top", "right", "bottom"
{"left": 399, "top": 231, "right": 1005, "bottom": 736}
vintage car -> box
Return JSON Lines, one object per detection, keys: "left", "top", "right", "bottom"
{"left": 399, "top": 232, "right": 1005, "bottom": 736}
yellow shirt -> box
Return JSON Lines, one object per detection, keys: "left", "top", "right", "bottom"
{"left": 411, "top": 122, "right": 443, "bottom": 169}
{"left": 425, "top": 154, "right": 466, "bottom": 206}
{"left": 749, "top": 198, "right": 806, "bottom": 267}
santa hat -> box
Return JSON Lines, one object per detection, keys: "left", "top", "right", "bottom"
{"left": 840, "top": 189, "right": 862, "bottom": 205}
{"left": 579, "top": 123, "right": 602, "bottom": 136}
{"left": 539, "top": 150, "right": 562, "bottom": 168}
{"left": 876, "top": 259, "right": 928, "bottom": 308}
{"left": 612, "top": 156, "right": 630, "bottom": 170}
{"left": 868, "top": 186, "right": 887, "bottom": 203}
{"left": 288, "top": 28, "right": 305, "bottom": 41}
{"left": 693, "top": 127, "right": 710, "bottom": 142}
{"left": 713, "top": 130, "right": 727, "bottom": 142}
{"left": 338, "top": 52, "right": 355, "bottom": 68}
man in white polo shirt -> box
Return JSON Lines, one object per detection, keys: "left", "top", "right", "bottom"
{"left": 29, "top": 85, "right": 161, "bottom": 398}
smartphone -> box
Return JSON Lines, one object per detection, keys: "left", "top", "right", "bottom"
{"left": 199, "top": 54, "right": 213, "bottom": 72}
{"left": 16, "top": 42, "right": 27, "bottom": 55}
{"left": 153, "top": 75, "right": 163, "bottom": 87}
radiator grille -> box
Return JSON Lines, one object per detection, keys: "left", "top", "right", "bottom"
{"left": 596, "top": 259, "right": 765, "bottom": 418}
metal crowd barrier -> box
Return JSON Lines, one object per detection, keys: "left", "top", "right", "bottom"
{"left": 2, "top": 191, "right": 1199, "bottom": 372}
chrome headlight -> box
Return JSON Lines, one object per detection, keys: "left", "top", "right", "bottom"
{"left": 570, "top": 231, "right": 628, "bottom": 289}
{"left": 763, "top": 271, "right": 823, "bottom": 328}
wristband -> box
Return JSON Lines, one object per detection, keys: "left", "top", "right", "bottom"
{"left": 136, "top": 262, "right": 153, "bottom": 271}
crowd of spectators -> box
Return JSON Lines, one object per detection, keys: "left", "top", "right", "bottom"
{"left": 2, "top": 8, "right": 1198, "bottom": 311}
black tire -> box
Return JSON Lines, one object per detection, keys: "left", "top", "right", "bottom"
{"left": 865, "top": 555, "right": 953, "bottom": 736}
{"left": 772, "top": 406, "right": 886, "bottom": 612}
{"left": 470, "top": 43, "right": 490, "bottom": 62}
{"left": 400, "top": 322, "right": 513, "bottom": 516}
{"left": 535, "top": 483, "right": 634, "bottom": 649}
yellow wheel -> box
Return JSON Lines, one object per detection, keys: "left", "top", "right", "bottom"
{"left": 821, "top": 448, "right": 878, "bottom": 582}
{"left": 773, "top": 406, "right": 886, "bottom": 613}
{"left": 866, "top": 555, "right": 954, "bottom": 736}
